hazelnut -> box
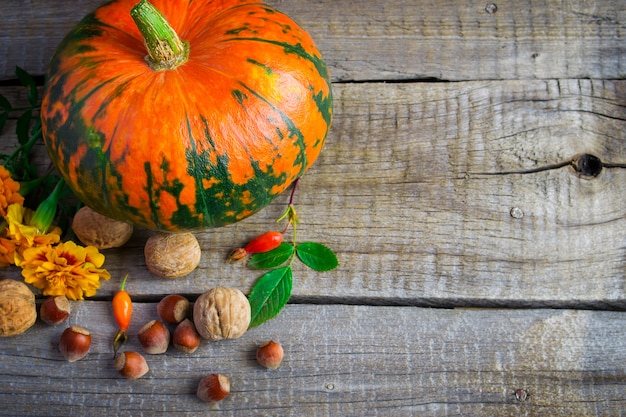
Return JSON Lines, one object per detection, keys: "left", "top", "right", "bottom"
{"left": 72, "top": 206, "right": 133, "bottom": 249}
{"left": 137, "top": 320, "right": 170, "bottom": 354}
{"left": 115, "top": 351, "right": 149, "bottom": 379}
{"left": 193, "top": 287, "right": 251, "bottom": 341}
{"left": 0, "top": 279, "right": 37, "bottom": 337}
{"left": 40, "top": 295, "right": 70, "bottom": 326}
{"left": 157, "top": 294, "right": 190, "bottom": 324}
{"left": 59, "top": 325, "right": 92, "bottom": 362}
{"left": 196, "top": 374, "right": 230, "bottom": 403}
{"left": 144, "top": 232, "right": 201, "bottom": 278}
{"left": 256, "top": 340, "right": 284, "bottom": 370}
{"left": 173, "top": 318, "right": 201, "bottom": 354}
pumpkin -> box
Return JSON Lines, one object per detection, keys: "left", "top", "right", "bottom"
{"left": 41, "top": 0, "right": 332, "bottom": 231}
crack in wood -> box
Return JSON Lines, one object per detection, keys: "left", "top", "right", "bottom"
{"left": 469, "top": 160, "right": 573, "bottom": 176}
{"left": 469, "top": 154, "right": 625, "bottom": 177}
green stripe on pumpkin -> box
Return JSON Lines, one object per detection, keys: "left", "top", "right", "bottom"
{"left": 246, "top": 58, "right": 274, "bottom": 76}
{"left": 232, "top": 89, "right": 248, "bottom": 106}
{"left": 184, "top": 116, "right": 212, "bottom": 227}
{"left": 223, "top": 38, "right": 331, "bottom": 83}
{"left": 311, "top": 85, "right": 333, "bottom": 130}
{"left": 178, "top": 115, "right": 292, "bottom": 227}
{"left": 43, "top": 71, "right": 149, "bottom": 225}
{"left": 238, "top": 81, "right": 308, "bottom": 173}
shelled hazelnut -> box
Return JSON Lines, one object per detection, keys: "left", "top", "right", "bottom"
{"left": 173, "top": 318, "right": 201, "bottom": 354}
{"left": 197, "top": 374, "right": 230, "bottom": 403}
{"left": 256, "top": 340, "right": 284, "bottom": 370}
{"left": 40, "top": 295, "right": 70, "bottom": 326}
{"left": 115, "top": 351, "right": 149, "bottom": 379}
{"left": 137, "top": 320, "right": 170, "bottom": 354}
{"left": 59, "top": 326, "right": 91, "bottom": 362}
{"left": 157, "top": 294, "right": 190, "bottom": 324}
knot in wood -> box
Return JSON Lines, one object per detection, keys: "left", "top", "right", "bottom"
{"left": 485, "top": 3, "right": 498, "bottom": 14}
{"left": 514, "top": 388, "right": 529, "bottom": 402}
{"left": 572, "top": 154, "right": 602, "bottom": 177}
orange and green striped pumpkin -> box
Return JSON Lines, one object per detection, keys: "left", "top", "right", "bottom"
{"left": 41, "top": 0, "right": 332, "bottom": 231}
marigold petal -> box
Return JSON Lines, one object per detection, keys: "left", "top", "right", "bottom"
{"left": 64, "top": 285, "right": 84, "bottom": 301}
{"left": 0, "top": 237, "right": 16, "bottom": 267}
{"left": 0, "top": 166, "right": 24, "bottom": 217}
{"left": 84, "top": 246, "right": 106, "bottom": 267}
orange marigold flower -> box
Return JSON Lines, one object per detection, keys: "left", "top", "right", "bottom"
{"left": 21, "top": 240, "right": 111, "bottom": 300}
{"left": 0, "top": 165, "right": 25, "bottom": 217}
{"left": 4, "top": 203, "right": 62, "bottom": 265}
{"left": 0, "top": 237, "right": 16, "bottom": 267}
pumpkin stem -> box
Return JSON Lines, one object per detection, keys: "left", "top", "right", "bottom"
{"left": 130, "top": 0, "right": 189, "bottom": 71}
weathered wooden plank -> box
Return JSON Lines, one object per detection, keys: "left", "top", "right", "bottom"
{"left": 1, "top": 1, "right": 623, "bottom": 416}
{"left": 1, "top": 80, "right": 624, "bottom": 307}
{"left": 1, "top": 0, "right": 625, "bottom": 81}
{"left": 0, "top": 301, "right": 624, "bottom": 416}
{"left": 300, "top": 79, "right": 626, "bottom": 308}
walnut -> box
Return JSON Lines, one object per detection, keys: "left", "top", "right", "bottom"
{"left": 0, "top": 279, "right": 37, "bottom": 337}
{"left": 193, "top": 287, "right": 251, "bottom": 341}
{"left": 72, "top": 206, "right": 133, "bottom": 249}
{"left": 144, "top": 232, "right": 201, "bottom": 278}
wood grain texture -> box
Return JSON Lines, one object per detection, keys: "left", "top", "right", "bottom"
{"left": 1, "top": 1, "right": 625, "bottom": 416}
{"left": 0, "top": 302, "right": 624, "bottom": 417}
{"left": 1, "top": 80, "right": 624, "bottom": 307}
{"left": 1, "top": 0, "right": 625, "bottom": 81}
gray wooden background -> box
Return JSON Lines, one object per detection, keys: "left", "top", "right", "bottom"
{"left": 0, "top": 1, "right": 625, "bottom": 416}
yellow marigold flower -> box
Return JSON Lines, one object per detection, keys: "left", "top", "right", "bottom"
{"left": 0, "top": 237, "right": 16, "bottom": 267}
{"left": 0, "top": 165, "right": 25, "bottom": 217}
{"left": 21, "top": 240, "right": 111, "bottom": 300}
{"left": 5, "top": 203, "right": 62, "bottom": 265}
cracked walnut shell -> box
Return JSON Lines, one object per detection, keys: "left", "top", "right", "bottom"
{"left": 193, "top": 287, "right": 251, "bottom": 341}
{"left": 0, "top": 279, "right": 37, "bottom": 337}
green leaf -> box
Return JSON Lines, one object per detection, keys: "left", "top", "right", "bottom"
{"left": 0, "top": 112, "right": 8, "bottom": 133}
{"left": 16, "top": 110, "right": 33, "bottom": 144}
{"left": 248, "top": 243, "right": 294, "bottom": 269}
{"left": 0, "top": 95, "right": 11, "bottom": 111}
{"left": 15, "top": 66, "right": 38, "bottom": 107}
{"left": 248, "top": 266, "right": 293, "bottom": 328}
{"left": 296, "top": 242, "right": 339, "bottom": 272}
{"left": 30, "top": 117, "right": 42, "bottom": 134}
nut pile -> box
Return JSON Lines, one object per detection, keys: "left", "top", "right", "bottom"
{"left": 2, "top": 280, "right": 285, "bottom": 404}
{"left": 109, "top": 286, "right": 284, "bottom": 403}
{"left": 122, "top": 286, "right": 285, "bottom": 404}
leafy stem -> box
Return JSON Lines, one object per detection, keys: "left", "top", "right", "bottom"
{"left": 245, "top": 179, "right": 338, "bottom": 328}
{"left": 0, "top": 67, "right": 79, "bottom": 237}
{"left": 1, "top": 67, "right": 43, "bottom": 183}
{"left": 3, "top": 126, "right": 42, "bottom": 168}
{"left": 277, "top": 177, "right": 299, "bottom": 233}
